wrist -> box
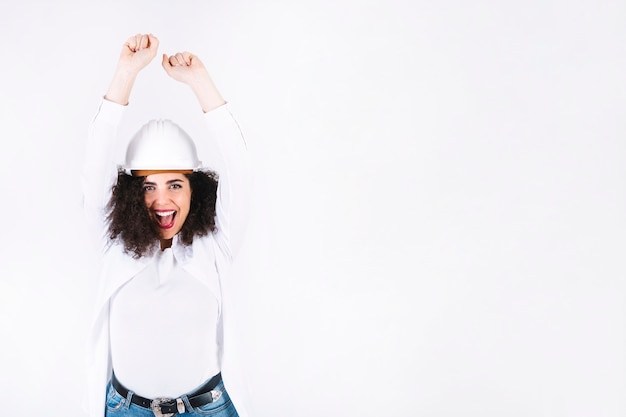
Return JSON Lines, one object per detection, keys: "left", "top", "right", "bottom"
{"left": 188, "top": 75, "right": 225, "bottom": 112}
{"left": 113, "top": 63, "right": 141, "bottom": 80}
{"left": 105, "top": 69, "right": 138, "bottom": 106}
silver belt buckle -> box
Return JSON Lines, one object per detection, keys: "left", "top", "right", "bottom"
{"left": 210, "top": 390, "right": 222, "bottom": 402}
{"left": 150, "top": 398, "right": 175, "bottom": 417}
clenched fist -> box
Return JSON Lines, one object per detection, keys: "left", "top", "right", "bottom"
{"left": 162, "top": 52, "right": 208, "bottom": 86}
{"left": 104, "top": 34, "right": 224, "bottom": 112}
{"left": 117, "top": 33, "right": 159, "bottom": 74}
{"left": 162, "top": 52, "right": 225, "bottom": 112}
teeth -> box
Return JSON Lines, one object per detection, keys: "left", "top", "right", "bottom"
{"left": 155, "top": 210, "right": 175, "bottom": 217}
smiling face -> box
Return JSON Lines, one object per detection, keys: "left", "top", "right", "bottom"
{"left": 143, "top": 172, "right": 192, "bottom": 241}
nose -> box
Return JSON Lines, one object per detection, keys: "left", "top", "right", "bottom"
{"left": 154, "top": 189, "right": 171, "bottom": 205}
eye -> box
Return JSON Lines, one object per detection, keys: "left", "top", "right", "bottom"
{"left": 170, "top": 183, "right": 183, "bottom": 190}
{"left": 143, "top": 185, "right": 155, "bottom": 192}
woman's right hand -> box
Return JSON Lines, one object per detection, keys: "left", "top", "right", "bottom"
{"left": 116, "top": 33, "right": 159, "bottom": 75}
{"left": 105, "top": 33, "right": 159, "bottom": 105}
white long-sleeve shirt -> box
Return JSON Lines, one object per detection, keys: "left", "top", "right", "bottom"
{"left": 109, "top": 245, "right": 221, "bottom": 398}
{"left": 81, "top": 99, "right": 250, "bottom": 417}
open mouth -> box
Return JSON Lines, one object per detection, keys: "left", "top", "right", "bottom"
{"left": 154, "top": 210, "right": 176, "bottom": 229}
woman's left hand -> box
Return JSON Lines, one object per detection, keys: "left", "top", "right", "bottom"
{"left": 162, "top": 51, "right": 225, "bottom": 112}
{"left": 162, "top": 52, "right": 208, "bottom": 86}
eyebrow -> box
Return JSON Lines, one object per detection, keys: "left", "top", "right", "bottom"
{"left": 143, "top": 179, "right": 186, "bottom": 186}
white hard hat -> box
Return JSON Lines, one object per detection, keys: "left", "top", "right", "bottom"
{"left": 123, "top": 119, "right": 202, "bottom": 174}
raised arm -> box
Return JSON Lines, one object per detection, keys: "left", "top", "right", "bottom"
{"left": 161, "top": 51, "right": 226, "bottom": 112}
{"left": 162, "top": 52, "right": 249, "bottom": 257}
{"left": 82, "top": 34, "right": 160, "bottom": 248}
{"left": 106, "top": 33, "right": 159, "bottom": 105}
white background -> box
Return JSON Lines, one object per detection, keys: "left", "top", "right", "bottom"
{"left": 1, "top": 0, "right": 625, "bottom": 416}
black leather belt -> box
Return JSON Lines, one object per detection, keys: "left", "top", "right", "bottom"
{"left": 112, "top": 372, "right": 222, "bottom": 417}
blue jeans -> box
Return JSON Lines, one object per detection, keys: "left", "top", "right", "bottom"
{"left": 105, "top": 378, "right": 239, "bottom": 417}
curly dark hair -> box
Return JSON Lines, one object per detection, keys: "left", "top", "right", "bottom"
{"left": 106, "top": 170, "right": 219, "bottom": 258}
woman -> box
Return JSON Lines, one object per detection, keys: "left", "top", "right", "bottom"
{"left": 82, "top": 33, "right": 249, "bottom": 417}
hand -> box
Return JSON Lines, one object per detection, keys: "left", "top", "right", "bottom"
{"left": 162, "top": 51, "right": 225, "bottom": 112}
{"left": 161, "top": 51, "right": 209, "bottom": 87}
{"left": 117, "top": 33, "right": 159, "bottom": 75}
{"left": 104, "top": 33, "right": 159, "bottom": 105}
